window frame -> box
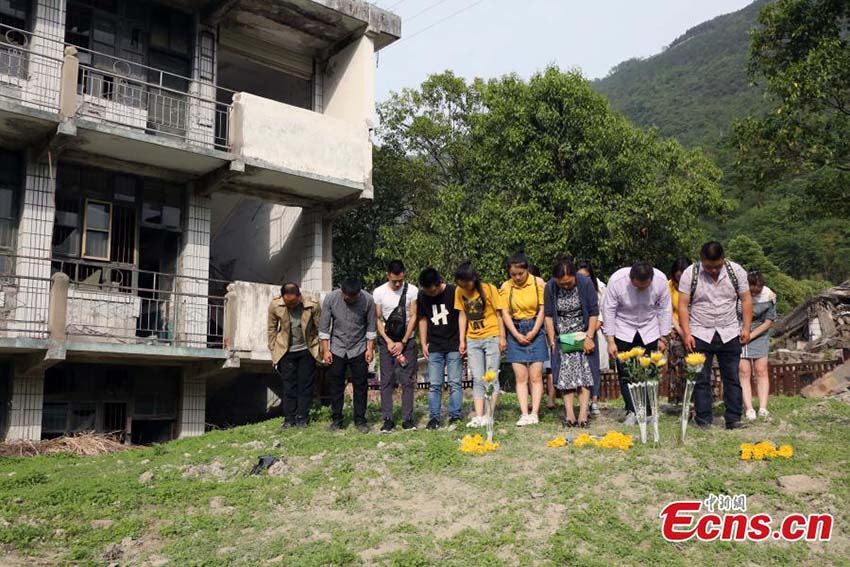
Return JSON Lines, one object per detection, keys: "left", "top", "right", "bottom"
{"left": 81, "top": 198, "right": 113, "bottom": 261}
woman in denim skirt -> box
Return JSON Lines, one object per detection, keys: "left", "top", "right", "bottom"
{"left": 501, "top": 251, "right": 548, "bottom": 426}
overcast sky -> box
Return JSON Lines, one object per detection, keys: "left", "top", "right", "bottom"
{"left": 373, "top": 0, "right": 755, "bottom": 102}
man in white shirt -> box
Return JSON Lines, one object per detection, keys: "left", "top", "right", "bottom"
{"left": 374, "top": 260, "right": 419, "bottom": 433}
{"left": 603, "top": 261, "right": 673, "bottom": 425}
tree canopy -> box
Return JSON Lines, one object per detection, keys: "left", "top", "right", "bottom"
{"left": 335, "top": 67, "right": 728, "bottom": 287}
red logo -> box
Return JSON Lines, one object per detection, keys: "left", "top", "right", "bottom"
{"left": 660, "top": 498, "right": 833, "bottom": 542}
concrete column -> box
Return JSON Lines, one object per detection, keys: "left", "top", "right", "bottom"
{"left": 176, "top": 191, "right": 211, "bottom": 348}
{"left": 188, "top": 21, "right": 218, "bottom": 148}
{"left": 322, "top": 34, "right": 376, "bottom": 198}
{"left": 24, "top": 0, "right": 66, "bottom": 112}
{"left": 58, "top": 47, "right": 79, "bottom": 121}
{"left": 322, "top": 218, "right": 334, "bottom": 291}
{"left": 13, "top": 156, "right": 57, "bottom": 339}
{"left": 48, "top": 272, "right": 69, "bottom": 341}
{"left": 178, "top": 372, "right": 206, "bottom": 438}
{"left": 300, "top": 211, "right": 323, "bottom": 293}
{"left": 5, "top": 369, "right": 44, "bottom": 442}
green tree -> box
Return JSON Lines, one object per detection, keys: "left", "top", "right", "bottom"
{"left": 733, "top": 0, "right": 850, "bottom": 215}
{"left": 365, "top": 68, "right": 729, "bottom": 283}
{"left": 726, "top": 234, "right": 829, "bottom": 313}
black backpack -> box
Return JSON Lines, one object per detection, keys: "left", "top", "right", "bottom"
{"left": 383, "top": 283, "right": 409, "bottom": 341}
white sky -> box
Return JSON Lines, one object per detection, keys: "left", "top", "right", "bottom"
{"left": 373, "top": 0, "right": 755, "bottom": 102}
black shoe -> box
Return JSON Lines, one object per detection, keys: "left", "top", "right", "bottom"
{"left": 426, "top": 418, "right": 440, "bottom": 430}
{"left": 380, "top": 419, "right": 395, "bottom": 433}
{"left": 565, "top": 419, "right": 578, "bottom": 428}
{"left": 328, "top": 421, "right": 344, "bottom": 431}
{"left": 355, "top": 422, "right": 370, "bottom": 434}
{"left": 725, "top": 421, "right": 747, "bottom": 430}
{"left": 296, "top": 421, "right": 308, "bottom": 429}
{"left": 280, "top": 421, "right": 295, "bottom": 430}
{"left": 696, "top": 422, "right": 712, "bottom": 430}
{"left": 402, "top": 419, "right": 417, "bottom": 431}
{"left": 448, "top": 417, "right": 462, "bottom": 426}
{"left": 578, "top": 421, "right": 589, "bottom": 429}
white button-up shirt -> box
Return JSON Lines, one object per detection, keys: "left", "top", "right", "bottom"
{"left": 603, "top": 267, "right": 673, "bottom": 343}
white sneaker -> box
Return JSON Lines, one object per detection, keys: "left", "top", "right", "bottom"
{"left": 758, "top": 408, "right": 770, "bottom": 418}
{"left": 516, "top": 414, "right": 530, "bottom": 427}
{"left": 466, "top": 416, "right": 482, "bottom": 428}
{"left": 528, "top": 413, "right": 539, "bottom": 425}
{"left": 479, "top": 415, "right": 492, "bottom": 427}
{"left": 623, "top": 412, "right": 637, "bottom": 427}
{"left": 745, "top": 409, "right": 757, "bottom": 421}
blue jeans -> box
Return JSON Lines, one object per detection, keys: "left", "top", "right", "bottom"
{"left": 428, "top": 351, "right": 463, "bottom": 420}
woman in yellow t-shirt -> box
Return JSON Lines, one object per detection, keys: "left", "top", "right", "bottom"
{"left": 454, "top": 261, "right": 506, "bottom": 427}
{"left": 500, "top": 251, "right": 547, "bottom": 426}
{"left": 668, "top": 257, "right": 689, "bottom": 387}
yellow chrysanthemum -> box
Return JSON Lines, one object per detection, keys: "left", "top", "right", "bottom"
{"left": 483, "top": 370, "right": 498, "bottom": 383}
{"left": 459, "top": 434, "right": 499, "bottom": 454}
{"left": 685, "top": 352, "right": 706, "bottom": 367}
{"left": 546, "top": 436, "right": 567, "bottom": 448}
{"left": 650, "top": 351, "right": 664, "bottom": 362}
{"left": 630, "top": 347, "right": 646, "bottom": 358}
{"left": 639, "top": 356, "right": 652, "bottom": 368}
{"left": 655, "top": 357, "right": 668, "bottom": 368}
{"left": 777, "top": 445, "right": 794, "bottom": 458}
{"left": 617, "top": 352, "right": 632, "bottom": 362}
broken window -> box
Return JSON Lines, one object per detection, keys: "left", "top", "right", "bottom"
{"left": 52, "top": 164, "right": 181, "bottom": 285}
{"left": 0, "top": 150, "right": 20, "bottom": 256}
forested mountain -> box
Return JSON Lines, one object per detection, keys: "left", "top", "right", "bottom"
{"left": 592, "top": 0, "right": 849, "bottom": 302}
{"left": 593, "top": 0, "right": 769, "bottom": 148}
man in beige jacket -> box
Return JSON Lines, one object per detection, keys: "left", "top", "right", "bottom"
{"left": 268, "top": 282, "right": 322, "bottom": 428}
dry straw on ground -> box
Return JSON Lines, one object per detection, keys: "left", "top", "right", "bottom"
{"left": 0, "top": 432, "right": 129, "bottom": 458}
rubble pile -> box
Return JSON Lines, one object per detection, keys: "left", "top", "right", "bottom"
{"left": 772, "top": 281, "right": 850, "bottom": 354}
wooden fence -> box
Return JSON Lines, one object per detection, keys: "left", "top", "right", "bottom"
{"left": 372, "top": 359, "right": 842, "bottom": 401}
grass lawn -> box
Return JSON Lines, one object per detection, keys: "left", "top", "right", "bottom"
{"left": 1, "top": 395, "right": 849, "bottom": 566}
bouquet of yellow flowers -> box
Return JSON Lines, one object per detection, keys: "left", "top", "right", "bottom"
{"left": 459, "top": 434, "right": 500, "bottom": 454}
{"left": 618, "top": 348, "right": 666, "bottom": 444}
{"left": 680, "top": 352, "right": 706, "bottom": 442}
{"left": 740, "top": 441, "right": 793, "bottom": 461}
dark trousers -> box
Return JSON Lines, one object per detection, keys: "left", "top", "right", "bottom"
{"left": 615, "top": 334, "right": 658, "bottom": 415}
{"left": 278, "top": 349, "right": 316, "bottom": 425}
{"left": 328, "top": 352, "right": 369, "bottom": 425}
{"left": 694, "top": 332, "right": 743, "bottom": 426}
{"left": 379, "top": 339, "right": 417, "bottom": 422}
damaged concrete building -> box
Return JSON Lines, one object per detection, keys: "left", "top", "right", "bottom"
{"left": 0, "top": 0, "right": 400, "bottom": 442}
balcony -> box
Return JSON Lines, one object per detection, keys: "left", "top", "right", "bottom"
{"left": 0, "top": 253, "right": 230, "bottom": 363}
{"left": 229, "top": 92, "right": 371, "bottom": 202}
{"left": 0, "top": 21, "right": 374, "bottom": 208}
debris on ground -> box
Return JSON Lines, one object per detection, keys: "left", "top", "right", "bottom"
{"left": 0, "top": 433, "right": 129, "bottom": 458}
{"left": 773, "top": 281, "right": 850, "bottom": 352}
{"left": 181, "top": 459, "right": 229, "bottom": 481}
{"left": 801, "top": 360, "right": 850, "bottom": 398}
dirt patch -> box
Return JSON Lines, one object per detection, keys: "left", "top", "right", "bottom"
{"left": 102, "top": 533, "right": 164, "bottom": 565}
{"left": 777, "top": 474, "right": 826, "bottom": 495}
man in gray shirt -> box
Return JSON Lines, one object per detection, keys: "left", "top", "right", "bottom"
{"left": 319, "top": 277, "right": 377, "bottom": 432}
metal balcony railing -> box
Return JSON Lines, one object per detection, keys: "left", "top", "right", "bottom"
{"left": 51, "top": 256, "right": 228, "bottom": 349}
{"left": 0, "top": 23, "right": 64, "bottom": 112}
{"left": 0, "top": 253, "right": 52, "bottom": 339}
{"left": 74, "top": 45, "right": 234, "bottom": 151}
{"left": 0, "top": 22, "right": 234, "bottom": 151}
{"left": 0, "top": 253, "right": 228, "bottom": 349}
